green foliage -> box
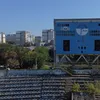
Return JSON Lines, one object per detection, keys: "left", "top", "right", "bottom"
{"left": 7, "top": 58, "right": 19, "bottom": 68}
{"left": 72, "top": 83, "right": 80, "bottom": 92}
{"left": 40, "top": 65, "right": 50, "bottom": 70}
{"left": 0, "top": 44, "right": 15, "bottom": 65}
{"left": 34, "top": 46, "right": 49, "bottom": 69}
{"left": 4, "top": 51, "right": 17, "bottom": 59}
{"left": 94, "top": 81, "right": 100, "bottom": 94}
{"left": 34, "top": 46, "right": 49, "bottom": 60}
{"left": 0, "top": 44, "right": 51, "bottom": 69}
{"left": 14, "top": 46, "right": 29, "bottom": 68}
{"left": 23, "top": 51, "right": 37, "bottom": 69}
{"left": 85, "top": 83, "right": 96, "bottom": 94}
{"left": 85, "top": 81, "right": 100, "bottom": 94}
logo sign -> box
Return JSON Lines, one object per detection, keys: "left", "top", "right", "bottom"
{"left": 76, "top": 24, "right": 88, "bottom": 36}
{"left": 61, "top": 26, "right": 70, "bottom": 31}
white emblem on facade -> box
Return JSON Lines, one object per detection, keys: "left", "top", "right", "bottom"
{"left": 76, "top": 28, "right": 88, "bottom": 36}
{"left": 61, "top": 27, "right": 70, "bottom": 31}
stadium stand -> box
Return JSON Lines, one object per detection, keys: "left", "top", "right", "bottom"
{"left": 0, "top": 69, "right": 99, "bottom": 99}
{"left": 0, "top": 69, "right": 68, "bottom": 100}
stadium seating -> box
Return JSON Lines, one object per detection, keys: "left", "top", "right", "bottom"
{"left": 0, "top": 69, "right": 97, "bottom": 99}
{"left": 0, "top": 69, "right": 67, "bottom": 100}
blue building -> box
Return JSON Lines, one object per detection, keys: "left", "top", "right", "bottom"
{"left": 54, "top": 18, "right": 100, "bottom": 55}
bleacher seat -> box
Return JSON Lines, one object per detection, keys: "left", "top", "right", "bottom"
{"left": 0, "top": 69, "right": 68, "bottom": 99}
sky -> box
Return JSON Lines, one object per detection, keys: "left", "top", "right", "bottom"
{"left": 0, "top": 0, "right": 100, "bottom": 36}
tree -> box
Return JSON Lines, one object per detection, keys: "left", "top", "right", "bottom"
{"left": 0, "top": 44, "right": 51, "bottom": 69}
{"left": 94, "top": 81, "right": 100, "bottom": 94}
{"left": 72, "top": 83, "right": 80, "bottom": 92}
{"left": 4, "top": 51, "right": 17, "bottom": 59}
{"left": 34, "top": 46, "right": 49, "bottom": 69}
{"left": 85, "top": 83, "right": 96, "bottom": 94}
{"left": 14, "top": 46, "right": 29, "bottom": 68}
{"left": 4, "top": 50, "right": 18, "bottom": 67}
{"left": 0, "top": 44, "right": 16, "bottom": 66}
{"left": 23, "top": 51, "right": 37, "bottom": 69}
{"left": 7, "top": 58, "right": 19, "bottom": 69}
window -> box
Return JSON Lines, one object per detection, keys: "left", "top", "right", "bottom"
{"left": 95, "top": 40, "right": 100, "bottom": 51}
{"left": 65, "top": 24, "right": 69, "bottom": 26}
{"left": 81, "top": 47, "right": 83, "bottom": 49}
{"left": 60, "top": 24, "right": 69, "bottom": 27}
{"left": 62, "top": 24, "right": 64, "bottom": 27}
{"left": 57, "top": 24, "right": 61, "bottom": 27}
{"left": 84, "top": 47, "right": 86, "bottom": 49}
{"left": 63, "top": 40, "right": 70, "bottom": 51}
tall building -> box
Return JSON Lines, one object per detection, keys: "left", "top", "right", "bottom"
{"left": 16, "top": 31, "right": 32, "bottom": 46}
{"left": 42, "top": 29, "right": 54, "bottom": 43}
{"left": 0, "top": 32, "right": 6, "bottom": 43}
{"left": 6, "top": 34, "right": 16, "bottom": 44}
{"left": 35, "top": 36, "right": 42, "bottom": 46}
{"left": 6, "top": 31, "right": 32, "bottom": 46}
{"left": 31, "top": 35, "right": 35, "bottom": 44}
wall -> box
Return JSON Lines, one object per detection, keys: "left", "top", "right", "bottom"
{"left": 71, "top": 92, "right": 95, "bottom": 100}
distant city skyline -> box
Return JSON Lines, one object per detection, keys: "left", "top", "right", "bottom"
{"left": 0, "top": 0, "right": 100, "bottom": 35}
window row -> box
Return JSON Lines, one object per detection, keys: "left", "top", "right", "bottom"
{"left": 63, "top": 40, "right": 100, "bottom": 52}
{"left": 89, "top": 30, "right": 100, "bottom": 33}
{"left": 57, "top": 23, "right": 100, "bottom": 27}
{"left": 56, "top": 31, "right": 75, "bottom": 33}
{"left": 89, "top": 33, "right": 100, "bottom": 36}
{"left": 78, "top": 46, "right": 86, "bottom": 49}
{"left": 57, "top": 24, "right": 69, "bottom": 27}
{"left": 56, "top": 33, "right": 75, "bottom": 36}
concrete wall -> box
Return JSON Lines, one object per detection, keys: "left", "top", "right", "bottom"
{"left": 71, "top": 92, "right": 94, "bottom": 100}
{"left": 0, "top": 69, "right": 7, "bottom": 77}
{"left": 7, "top": 69, "right": 67, "bottom": 76}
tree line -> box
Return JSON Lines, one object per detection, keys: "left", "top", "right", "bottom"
{"left": 0, "top": 44, "right": 54, "bottom": 69}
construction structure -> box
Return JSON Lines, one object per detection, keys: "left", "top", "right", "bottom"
{"left": 54, "top": 18, "right": 100, "bottom": 66}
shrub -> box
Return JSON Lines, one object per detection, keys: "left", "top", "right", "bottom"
{"left": 40, "top": 65, "right": 50, "bottom": 70}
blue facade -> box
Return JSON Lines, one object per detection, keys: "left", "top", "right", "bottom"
{"left": 54, "top": 19, "right": 100, "bottom": 54}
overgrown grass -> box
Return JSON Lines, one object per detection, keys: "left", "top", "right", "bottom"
{"left": 40, "top": 65, "right": 50, "bottom": 70}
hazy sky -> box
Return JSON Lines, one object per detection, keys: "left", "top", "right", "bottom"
{"left": 0, "top": 0, "right": 100, "bottom": 35}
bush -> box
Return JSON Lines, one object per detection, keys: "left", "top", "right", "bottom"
{"left": 85, "top": 81, "right": 100, "bottom": 94}
{"left": 41, "top": 65, "right": 50, "bottom": 70}
{"left": 72, "top": 83, "right": 80, "bottom": 92}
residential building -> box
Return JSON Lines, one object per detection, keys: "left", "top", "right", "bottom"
{"left": 6, "top": 31, "right": 33, "bottom": 46}
{"left": 6, "top": 34, "right": 16, "bottom": 44}
{"left": 42, "top": 29, "right": 54, "bottom": 43}
{"left": 35, "top": 36, "right": 42, "bottom": 46}
{"left": 31, "top": 35, "right": 35, "bottom": 45}
{"left": 0, "top": 32, "right": 6, "bottom": 43}
{"left": 16, "top": 31, "right": 32, "bottom": 46}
